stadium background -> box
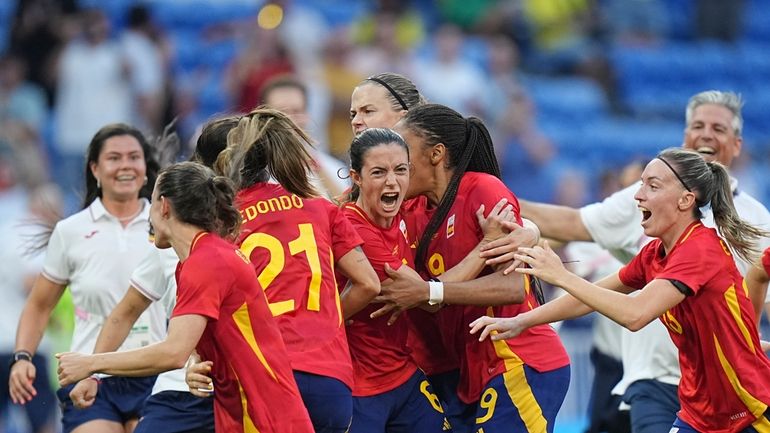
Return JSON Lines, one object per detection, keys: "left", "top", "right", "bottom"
{"left": 2, "top": 0, "right": 769, "bottom": 432}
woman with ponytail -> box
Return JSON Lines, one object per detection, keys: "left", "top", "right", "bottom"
{"left": 57, "top": 161, "right": 314, "bottom": 433}
{"left": 375, "top": 103, "right": 569, "bottom": 433}
{"left": 213, "top": 108, "right": 380, "bottom": 433}
{"left": 472, "top": 148, "right": 770, "bottom": 433}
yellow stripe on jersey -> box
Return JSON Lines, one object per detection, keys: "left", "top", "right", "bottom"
{"left": 233, "top": 302, "right": 278, "bottom": 382}
{"left": 713, "top": 334, "right": 768, "bottom": 419}
{"left": 679, "top": 223, "right": 701, "bottom": 244}
{"left": 237, "top": 377, "right": 261, "bottom": 433}
{"left": 742, "top": 279, "right": 750, "bottom": 297}
{"left": 502, "top": 364, "right": 548, "bottom": 433}
{"left": 723, "top": 285, "right": 756, "bottom": 353}
{"left": 330, "top": 247, "right": 343, "bottom": 326}
{"left": 344, "top": 204, "right": 368, "bottom": 222}
{"left": 486, "top": 307, "right": 525, "bottom": 371}
{"left": 752, "top": 415, "right": 770, "bottom": 433}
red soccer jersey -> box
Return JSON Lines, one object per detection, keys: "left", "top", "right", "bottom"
{"left": 407, "top": 172, "right": 570, "bottom": 404}
{"left": 340, "top": 203, "right": 418, "bottom": 396}
{"left": 619, "top": 222, "right": 770, "bottom": 433}
{"left": 172, "top": 233, "right": 312, "bottom": 433}
{"left": 235, "top": 183, "right": 363, "bottom": 389}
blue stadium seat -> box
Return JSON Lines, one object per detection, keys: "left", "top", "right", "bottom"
{"left": 523, "top": 76, "right": 609, "bottom": 124}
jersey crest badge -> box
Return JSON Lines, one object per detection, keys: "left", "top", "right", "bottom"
{"left": 446, "top": 214, "right": 455, "bottom": 239}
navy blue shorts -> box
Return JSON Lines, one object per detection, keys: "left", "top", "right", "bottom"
{"left": 294, "top": 371, "right": 352, "bottom": 433}
{"left": 473, "top": 364, "right": 570, "bottom": 433}
{"left": 56, "top": 375, "right": 156, "bottom": 433}
{"left": 349, "top": 369, "right": 450, "bottom": 433}
{"left": 134, "top": 391, "right": 214, "bottom": 433}
{"left": 429, "top": 369, "right": 474, "bottom": 433}
{"left": 623, "top": 379, "right": 679, "bottom": 433}
{"left": 1, "top": 353, "right": 57, "bottom": 431}
{"left": 672, "top": 414, "right": 770, "bottom": 433}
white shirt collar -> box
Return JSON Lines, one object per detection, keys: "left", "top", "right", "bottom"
{"left": 88, "top": 197, "right": 150, "bottom": 223}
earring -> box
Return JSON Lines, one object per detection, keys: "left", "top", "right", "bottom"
{"left": 144, "top": 176, "right": 148, "bottom": 186}
{"left": 96, "top": 178, "right": 101, "bottom": 189}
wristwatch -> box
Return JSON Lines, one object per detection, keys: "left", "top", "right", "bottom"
{"left": 10, "top": 350, "right": 33, "bottom": 367}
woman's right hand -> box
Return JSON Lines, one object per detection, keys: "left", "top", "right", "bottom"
{"left": 477, "top": 198, "right": 515, "bottom": 242}
{"left": 186, "top": 359, "right": 214, "bottom": 398}
{"left": 469, "top": 315, "right": 529, "bottom": 341}
{"left": 9, "top": 360, "right": 37, "bottom": 404}
{"left": 69, "top": 378, "right": 99, "bottom": 409}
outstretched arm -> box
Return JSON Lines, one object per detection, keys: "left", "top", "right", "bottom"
{"left": 57, "top": 314, "right": 206, "bottom": 385}
{"left": 745, "top": 263, "right": 769, "bottom": 324}
{"left": 519, "top": 199, "right": 593, "bottom": 243}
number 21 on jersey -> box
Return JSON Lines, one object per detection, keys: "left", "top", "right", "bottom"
{"left": 240, "top": 223, "right": 325, "bottom": 316}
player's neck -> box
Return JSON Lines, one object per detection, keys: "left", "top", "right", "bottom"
{"left": 426, "top": 168, "right": 453, "bottom": 207}
{"left": 172, "top": 225, "right": 207, "bottom": 262}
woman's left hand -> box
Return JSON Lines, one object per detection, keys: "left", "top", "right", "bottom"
{"left": 56, "top": 353, "right": 93, "bottom": 387}
{"left": 513, "top": 241, "right": 566, "bottom": 286}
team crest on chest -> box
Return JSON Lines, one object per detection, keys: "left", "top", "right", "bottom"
{"left": 446, "top": 214, "right": 456, "bottom": 239}
{"left": 399, "top": 219, "right": 408, "bottom": 240}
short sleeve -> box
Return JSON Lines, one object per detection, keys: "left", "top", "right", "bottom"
{"left": 618, "top": 246, "right": 650, "bottom": 290}
{"left": 130, "top": 248, "right": 174, "bottom": 302}
{"left": 329, "top": 205, "right": 364, "bottom": 260}
{"left": 172, "top": 260, "right": 222, "bottom": 320}
{"left": 580, "top": 183, "right": 643, "bottom": 263}
{"left": 356, "top": 225, "right": 403, "bottom": 282}
{"left": 41, "top": 223, "right": 70, "bottom": 284}
{"left": 469, "top": 174, "right": 522, "bottom": 225}
{"left": 655, "top": 239, "right": 721, "bottom": 296}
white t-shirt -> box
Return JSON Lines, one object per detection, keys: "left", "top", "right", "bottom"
{"left": 130, "top": 246, "right": 189, "bottom": 394}
{"left": 580, "top": 178, "right": 770, "bottom": 395}
{"left": 42, "top": 198, "right": 165, "bottom": 354}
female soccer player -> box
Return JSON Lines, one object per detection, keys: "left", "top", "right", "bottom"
{"left": 472, "top": 148, "right": 770, "bottom": 433}
{"left": 379, "top": 104, "right": 570, "bottom": 433}
{"left": 63, "top": 119, "right": 241, "bottom": 433}
{"left": 341, "top": 127, "right": 518, "bottom": 433}
{"left": 213, "top": 108, "right": 380, "bottom": 433}
{"left": 57, "top": 161, "right": 314, "bottom": 433}
{"left": 10, "top": 124, "right": 165, "bottom": 433}
{"left": 350, "top": 72, "right": 426, "bottom": 136}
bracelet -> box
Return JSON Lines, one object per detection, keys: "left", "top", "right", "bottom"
{"left": 428, "top": 279, "right": 444, "bottom": 305}
{"left": 11, "top": 350, "right": 33, "bottom": 367}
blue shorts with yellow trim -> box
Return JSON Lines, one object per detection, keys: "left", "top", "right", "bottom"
{"left": 671, "top": 413, "right": 770, "bottom": 433}
{"left": 430, "top": 369, "right": 475, "bottom": 433}
{"left": 349, "top": 369, "right": 451, "bottom": 433}
{"left": 473, "top": 364, "right": 569, "bottom": 433}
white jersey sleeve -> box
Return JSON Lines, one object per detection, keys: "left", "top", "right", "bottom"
{"left": 130, "top": 247, "right": 178, "bottom": 305}
{"left": 579, "top": 182, "right": 645, "bottom": 264}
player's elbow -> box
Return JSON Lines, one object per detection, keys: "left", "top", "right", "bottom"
{"left": 623, "top": 314, "right": 652, "bottom": 332}
{"left": 360, "top": 271, "right": 381, "bottom": 300}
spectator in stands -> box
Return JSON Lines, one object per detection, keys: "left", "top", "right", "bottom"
{"left": 53, "top": 8, "right": 133, "bottom": 207}
{"left": 121, "top": 5, "right": 168, "bottom": 134}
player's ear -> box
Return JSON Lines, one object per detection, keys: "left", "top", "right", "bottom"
{"left": 430, "top": 143, "right": 446, "bottom": 166}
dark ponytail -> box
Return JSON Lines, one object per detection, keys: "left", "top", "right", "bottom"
{"left": 157, "top": 162, "right": 241, "bottom": 240}
{"left": 399, "top": 103, "right": 500, "bottom": 273}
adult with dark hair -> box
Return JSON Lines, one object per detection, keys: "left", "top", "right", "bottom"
{"left": 57, "top": 161, "right": 314, "bottom": 433}
{"left": 516, "top": 90, "right": 770, "bottom": 433}
{"left": 63, "top": 121, "right": 236, "bottom": 433}
{"left": 376, "top": 104, "right": 569, "bottom": 433}
{"left": 472, "top": 148, "right": 770, "bottom": 433}
{"left": 341, "top": 127, "right": 517, "bottom": 433}
{"left": 210, "top": 108, "right": 380, "bottom": 433}
{"left": 10, "top": 123, "right": 166, "bottom": 433}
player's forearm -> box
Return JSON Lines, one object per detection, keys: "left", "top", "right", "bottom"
{"left": 519, "top": 200, "right": 593, "bottom": 243}
{"left": 341, "top": 280, "right": 379, "bottom": 319}
{"left": 442, "top": 271, "right": 525, "bottom": 306}
{"left": 441, "top": 241, "right": 488, "bottom": 283}
{"left": 745, "top": 266, "right": 769, "bottom": 323}
{"left": 91, "top": 341, "right": 188, "bottom": 377}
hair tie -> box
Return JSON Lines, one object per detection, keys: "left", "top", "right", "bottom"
{"left": 657, "top": 157, "right": 691, "bottom": 192}
{"left": 367, "top": 77, "right": 409, "bottom": 111}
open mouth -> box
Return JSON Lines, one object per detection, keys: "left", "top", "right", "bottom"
{"left": 639, "top": 206, "right": 652, "bottom": 223}
{"left": 380, "top": 192, "right": 400, "bottom": 210}
{"left": 696, "top": 146, "right": 716, "bottom": 156}
{"left": 116, "top": 175, "right": 137, "bottom": 182}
